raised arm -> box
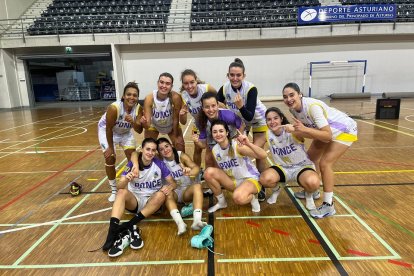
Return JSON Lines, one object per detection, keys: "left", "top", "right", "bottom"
{"left": 236, "top": 130, "right": 267, "bottom": 160}
{"left": 180, "top": 152, "right": 200, "bottom": 178}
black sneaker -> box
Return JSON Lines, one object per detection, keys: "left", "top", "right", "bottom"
{"left": 258, "top": 187, "right": 266, "bottom": 202}
{"left": 108, "top": 230, "right": 131, "bottom": 257}
{"left": 129, "top": 225, "right": 144, "bottom": 250}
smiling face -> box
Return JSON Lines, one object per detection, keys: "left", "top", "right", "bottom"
{"left": 157, "top": 76, "right": 173, "bottom": 97}
{"left": 202, "top": 97, "right": 219, "bottom": 120}
{"left": 211, "top": 123, "right": 228, "bottom": 144}
{"left": 157, "top": 141, "right": 173, "bottom": 160}
{"left": 227, "top": 66, "right": 245, "bottom": 89}
{"left": 182, "top": 74, "right": 197, "bottom": 96}
{"left": 266, "top": 111, "right": 283, "bottom": 133}
{"left": 282, "top": 87, "right": 302, "bottom": 111}
{"left": 141, "top": 141, "right": 158, "bottom": 164}
{"left": 122, "top": 87, "right": 139, "bottom": 109}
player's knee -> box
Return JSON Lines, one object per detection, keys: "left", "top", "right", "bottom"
{"left": 203, "top": 168, "right": 215, "bottom": 181}
{"left": 259, "top": 172, "right": 274, "bottom": 187}
{"left": 232, "top": 190, "right": 245, "bottom": 205}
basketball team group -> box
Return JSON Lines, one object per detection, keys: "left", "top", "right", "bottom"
{"left": 97, "top": 58, "right": 358, "bottom": 257}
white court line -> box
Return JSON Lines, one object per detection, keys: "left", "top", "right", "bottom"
{"left": 0, "top": 111, "right": 84, "bottom": 133}
{"left": 0, "top": 120, "right": 98, "bottom": 160}
{"left": 0, "top": 169, "right": 104, "bottom": 175}
{"left": 18, "top": 131, "right": 33, "bottom": 137}
{"left": 376, "top": 120, "right": 414, "bottom": 131}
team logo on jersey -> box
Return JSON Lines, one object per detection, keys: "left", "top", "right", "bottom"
{"left": 269, "top": 138, "right": 276, "bottom": 146}
{"left": 226, "top": 94, "right": 232, "bottom": 101}
{"left": 119, "top": 115, "right": 123, "bottom": 120}
{"left": 154, "top": 171, "right": 159, "bottom": 179}
{"left": 186, "top": 100, "right": 191, "bottom": 107}
{"left": 216, "top": 153, "right": 222, "bottom": 161}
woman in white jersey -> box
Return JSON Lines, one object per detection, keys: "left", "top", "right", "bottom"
{"left": 157, "top": 137, "right": 208, "bottom": 233}
{"left": 217, "top": 58, "right": 268, "bottom": 200}
{"left": 97, "top": 82, "right": 142, "bottom": 202}
{"left": 142, "top": 72, "right": 185, "bottom": 152}
{"left": 204, "top": 120, "right": 267, "bottom": 213}
{"left": 179, "top": 69, "right": 217, "bottom": 167}
{"left": 282, "top": 83, "right": 358, "bottom": 218}
{"left": 259, "top": 107, "right": 320, "bottom": 211}
{"left": 102, "top": 138, "right": 176, "bottom": 257}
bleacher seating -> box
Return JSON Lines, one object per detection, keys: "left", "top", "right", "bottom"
{"left": 190, "top": 0, "right": 321, "bottom": 30}
{"left": 27, "top": 0, "right": 172, "bottom": 35}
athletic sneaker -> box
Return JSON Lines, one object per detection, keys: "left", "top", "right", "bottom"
{"left": 129, "top": 225, "right": 144, "bottom": 250}
{"left": 294, "top": 190, "right": 320, "bottom": 200}
{"left": 181, "top": 203, "right": 194, "bottom": 218}
{"left": 108, "top": 193, "right": 116, "bottom": 202}
{"left": 258, "top": 187, "right": 266, "bottom": 202}
{"left": 108, "top": 230, "right": 131, "bottom": 257}
{"left": 191, "top": 234, "right": 213, "bottom": 249}
{"left": 309, "top": 202, "right": 336, "bottom": 219}
{"left": 199, "top": 224, "right": 213, "bottom": 238}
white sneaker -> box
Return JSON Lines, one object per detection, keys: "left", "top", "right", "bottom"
{"left": 108, "top": 193, "right": 116, "bottom": 202}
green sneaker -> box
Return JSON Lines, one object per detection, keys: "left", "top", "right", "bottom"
{"left": 190, "top": 234, "right": 213, "bottom": 249}
{"left": 199, "top": 224, "right": 213, "bottom": 238}
{"left": 181, "top": 203, "right": 194, "bottom": 218}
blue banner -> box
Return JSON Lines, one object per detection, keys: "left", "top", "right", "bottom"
{"left": 298, "top": 4, "right": 396, "bottom": 24}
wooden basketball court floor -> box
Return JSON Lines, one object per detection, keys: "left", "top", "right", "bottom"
{"left": 0, "top": 98, "right": 413, "bottom": 275}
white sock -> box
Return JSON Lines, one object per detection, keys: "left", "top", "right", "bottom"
{"left": 267, "top": 186, "right": 281, "bottom": 205}
{"left": 323, "top": 192, "right": 334, "bottom": 205}
{"left": 109, "top": 179, "right": 117, "bottom": 194}
{"left": 208, "top": 193, "right": 227, "bottom": 213}
{"left": 170, "top": 209, "right": 187, "bottom": 235}
{"left": 305, "top": 192, "right": 316, "bottom": 210}
{"left": 251, "top": 195, "right": 260, "bottom": 212}
{"left": 191, "top": 209, "right": 207, "bottom": 230}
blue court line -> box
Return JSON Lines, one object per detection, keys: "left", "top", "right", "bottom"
{"left": 0, "top": 260, "right": 204, "bottom": 269}
{"left": 11, "top": 160, "right": 127, "bottom": 267}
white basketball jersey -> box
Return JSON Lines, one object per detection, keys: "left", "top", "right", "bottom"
{"left": 181, "top": 84, "right": 209, "bottom": 127}
{"left": 266, "top": 129, "right": 313, "bottom": 168}
{"left": 212, "top": 140, "right": 260, "bottom": 181}
{"left": 125, "top": 158, "right": 171, "bottom": 197}
{"left": 290, "top": 97, "right": 356, "bottom": 139}
{"left": 162, "top": 151, "right": 192, "bottom": 189}
{"left": 98, "top": 100, "right": 139, "bottom": 134}
{"left": 151, "top": 90, "right": 173, "bottom": 133}
{"left": 223, "top": 80, "right": 267, "bottom": 128}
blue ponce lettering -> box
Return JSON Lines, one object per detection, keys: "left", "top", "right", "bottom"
{"left": 153, "top": 109, "right": 172, "bottom": 119}
{"left": 135, "top": 179, "right": 161, "bottom": 189}
{"left": 271, "top": 143, "right": 297, "bottom": 156}
{"left": 218, "top": 158, "right": 239, "bottom": 169}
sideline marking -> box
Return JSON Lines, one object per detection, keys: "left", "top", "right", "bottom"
{"left": 1, "top": 260, "right": 204, "bottom": 269}
{"left": 357, "top": 120, "right": 414, "bottom": 138}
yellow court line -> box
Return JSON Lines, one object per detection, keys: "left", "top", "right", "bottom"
{"left": 87, "top": 178, "right": 98, "bottom": 181}
{"left": 357, "top": 119, "right": 414, "bottom": 138}
{"left": 335, "top": 169, "right": 414, "bottom": 174}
